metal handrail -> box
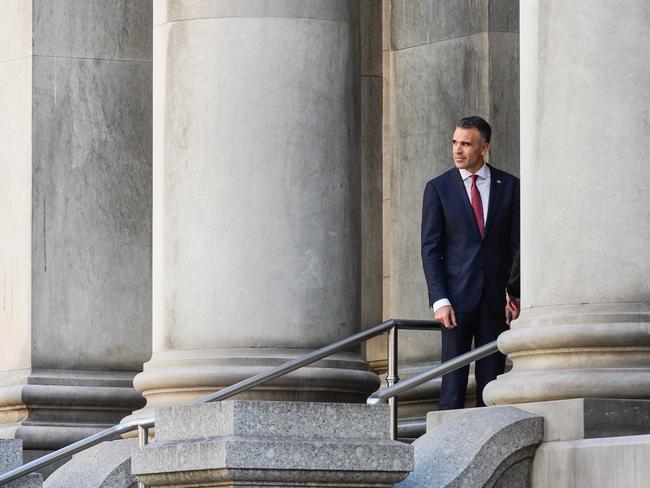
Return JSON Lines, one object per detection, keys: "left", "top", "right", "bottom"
{"left": 366, "top": 340, "right": 499, "bottom": 405}
{"left": 0, "top": 318, "right": 440, "bottom": 485}
{"left": 193, "top": 319, "right": 437, "bottom": 404}
{"left": 0, "top": 417, "right": 155, "bottom": 485}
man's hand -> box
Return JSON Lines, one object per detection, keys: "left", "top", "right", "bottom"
{"left": 505, "top": 292, "right": 521, "bottom": 326}
{"left": 435, "top": 305, "right": 458, "bottom": 329}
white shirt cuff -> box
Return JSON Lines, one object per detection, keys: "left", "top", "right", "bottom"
{"left": 433, "top": 298, "right": 451, "bottom": 313}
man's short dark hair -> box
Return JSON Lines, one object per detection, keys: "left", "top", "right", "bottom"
{"left": 457, "top": 116, "right": 491, "bottom": 143}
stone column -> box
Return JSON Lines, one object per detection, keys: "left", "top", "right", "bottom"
{"left": 0, "top": 0, "right": 152, "bottom": 459}
{"left": 132, "top": 1, "right": 378, "bottom": 413}
{"left": 386, "top": 0, "right": 519, "bottom": 434}
{"left": 484, "top": 0, "right": 650, "bottom": 405}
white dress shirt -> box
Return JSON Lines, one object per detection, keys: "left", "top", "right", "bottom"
{"left": 432, "top": 163, "right": 491, "bottom": 313}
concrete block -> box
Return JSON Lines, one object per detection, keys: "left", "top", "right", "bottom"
{"left": 0, "top": 476, "right": 44, "bottom": 488}
{"left": 513, "top": 398, "right": 650, "bottom": 442}
{"left": 132, "top": 400, "right": 413, "bottom": 487}
{"left": 0, "top": 439, "right": 22, "bottom": 473}
{"left": 399, "top": 406, "right": 543, "bottom": 487}
{"left": 18, "top": 451, "right": 67, "bottom": 482}
{"left": 44, "top": 439, "right": 137, "bottom": 488}
{"left": 428, "top": 398, "right": 650, "bottom": 443}
{"left": 0, "top": 440, "right": 43, "bottom": 487}
{"left": 155, "top": 400, "right": 389, "bottom": 442}
{"left": 532, "top": 435, "right": 650, "bottom": 488}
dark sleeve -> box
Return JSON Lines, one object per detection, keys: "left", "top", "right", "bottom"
{"left": 507, "top": 178, "right": 521, "bottom": 298}
{"left": 507, "top": 249, "right": 520, "bottom": 299}
{"left": 421, "top": 181, "right": 447, "bottom": 307}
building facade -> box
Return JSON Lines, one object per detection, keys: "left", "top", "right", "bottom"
{"left": 1, "top": 1, "right": 649, "bottom": 477}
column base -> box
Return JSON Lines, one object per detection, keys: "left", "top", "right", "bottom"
{"left": 484, "top": 303, "right": 650, "bottom": 405}
{"left": 129, "top": 348, "right": 380, "bottom": 420}
{"left": 0, "top": 368, "right": 145, "bottom": 450}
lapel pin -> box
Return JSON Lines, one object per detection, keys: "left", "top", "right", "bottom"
{"left": 497, "top": 180, "right": 501, "bottom": 184}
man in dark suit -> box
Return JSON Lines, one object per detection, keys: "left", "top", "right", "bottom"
{"left": 421, "top": 116, "right": 519, "bottom": 409}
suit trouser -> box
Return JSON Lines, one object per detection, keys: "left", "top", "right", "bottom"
{"left": 438, "top": 294, "right": 508, "bottom": 410}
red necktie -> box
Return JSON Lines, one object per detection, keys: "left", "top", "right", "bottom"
{"left": 471, "top": 174, "right": 485, "bottom": 237}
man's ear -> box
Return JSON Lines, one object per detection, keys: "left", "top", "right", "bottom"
{"left": 480, "top": 143, "right": 490, "bottom": 156}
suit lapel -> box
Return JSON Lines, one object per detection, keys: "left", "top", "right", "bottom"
{"left": 484, "top": 165, "right": 502, "bottom": 239}
{"left": 448, "top": 169, "right": 483, "bottom": 238}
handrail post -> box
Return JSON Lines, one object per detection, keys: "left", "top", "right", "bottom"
{"left": 367, "top": 340, "right": 500, "bottom": 406}
{"left": 386, "top": 325, "right": 399, "bottom": 440}
{"left": 137, "top": 425, "right": 149, "bottom": 488}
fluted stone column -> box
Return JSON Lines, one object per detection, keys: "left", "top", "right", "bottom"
{"left": 132, "top": 0, "right": 378, "bottom": 414}
{"left": 484, "top": 0, "right": 650, "bottom": 405}
{"left": 0, "top": 0, "right": 152, "bottom": 460}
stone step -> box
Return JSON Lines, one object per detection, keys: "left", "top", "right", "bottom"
{"left": 397, "top": 407, "right": 543, "bottom": 487}
{"left": 427, "top": 398, "right": 650, "bottom": 442}
{"left": 0, "top": 440, "right": 43, "bottom": 487}
{"left": 0, "top": 440, "right": 22, "bottom": 473}
{"left": 154, "top": 400, "right": 392, "bottom": 442}
{"left": 533, "top": 434, "right": 650, "bottom": 488}
{"left": 133, "top": 400, "right": 413, "bottom": 487}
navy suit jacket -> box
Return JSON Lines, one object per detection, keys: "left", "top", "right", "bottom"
{"left": 421, "top": 165, "right": 519, "bottom": 315}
